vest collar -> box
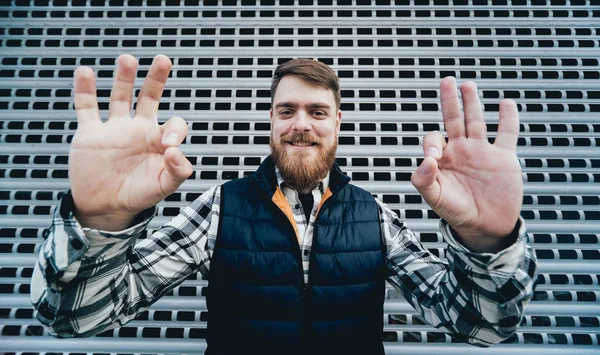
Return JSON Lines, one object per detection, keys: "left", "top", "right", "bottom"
{"left": 250, "top": 155, "right": 351, "bottom": 197}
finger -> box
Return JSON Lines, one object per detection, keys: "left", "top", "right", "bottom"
{"left": 135, "top": 54, "right": 172, "bottom": 120}
{"left": 494, "top": 99, "right": 520, "bottom": 151}
{"left": 74, "top": 66, "right": 101, "bottom": 125}
{"left": 411, "top": 157, "right": 441, "bottom": 208}
{"left": 440, "top": 77, "right": 466, "bottom": 139}
{"left": 108, "top": 54, "right": 138, "bottom": 119}
{"left": 460, "top": 81, "right": 487, "bottom": 139}
{"left": 160, "top": 116, "right": 188, "bottom": 148}
{"left": 422, "top": 131, "right": 447, "bottom": 160}
{"left": 160, "top": 147, "right": 193, "bottom": 196}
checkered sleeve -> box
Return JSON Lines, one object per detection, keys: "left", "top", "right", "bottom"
{"left": 31, "top": 186, "right": 221, "bottom": 338}
{"left": 377, "top": 198, "right": 538, "bottom": 347}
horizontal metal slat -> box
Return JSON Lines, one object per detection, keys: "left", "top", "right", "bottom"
{"left": 5, "top": 336, "right": 598, "bottom": 354}
{"left": 3, "top": 294, "right": 599, "bottom": 317}
{"left": 3, "top": 77, "right": 600, "bottom": 89}
{"left": 1, "top": 144, "right": 600, "bottom": 158}
{"left": 1, "top": 111, "right": 599, "bottom": 124}
{"left": 3, "top": 46, "right": 600, "bottom": 57}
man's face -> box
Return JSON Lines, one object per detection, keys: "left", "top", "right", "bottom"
{"left": 269, "top": 75, "right": 342, "bottom": 192}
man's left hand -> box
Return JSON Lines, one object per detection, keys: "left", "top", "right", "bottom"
{"left": 411, "top": 77, "right": 523, "bottom": 253}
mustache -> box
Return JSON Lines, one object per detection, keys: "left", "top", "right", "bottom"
{"left": 282, "top": 133, "right": 321, "bottom": 144}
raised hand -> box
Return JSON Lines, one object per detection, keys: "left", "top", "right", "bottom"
{"left": 411, "top": 77, "right": 523, "bottom": 252}
{"left": 69, "top": 54, "right": 193, "bottom": 231}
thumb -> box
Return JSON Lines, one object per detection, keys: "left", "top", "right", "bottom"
{"left": 411, "top": 157, "right": 441, "bottom": 208}
{"left": 160, "top": 147, "right": 193, "bottom": 195}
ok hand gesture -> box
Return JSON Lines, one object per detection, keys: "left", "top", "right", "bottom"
{"left": 411, "top": 77, "right": 523, "bottom": 252}
{"left": 69, "top": 54, "right": 193, "bottom": 231}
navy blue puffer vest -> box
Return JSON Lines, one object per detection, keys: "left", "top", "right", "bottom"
{"left": 206, "top": 156, "right": 386, "bottom": 355}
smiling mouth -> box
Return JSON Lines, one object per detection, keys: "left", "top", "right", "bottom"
{"left": 286, "top": 141, "right": 318, "bottom": 147}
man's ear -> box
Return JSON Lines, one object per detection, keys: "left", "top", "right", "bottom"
{"left": 270, "top": 108, "right": 274, "bottom": 121}
{"left": 336, "top": 109, "right": 343, "bottom": 132}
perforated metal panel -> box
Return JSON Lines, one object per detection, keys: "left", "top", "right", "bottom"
{"left": 1, "top": 1, "right": 599, "bottom": 354}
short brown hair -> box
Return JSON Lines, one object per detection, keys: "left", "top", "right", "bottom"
{"left": 271, "top": 58, "right": 341, "bottom": 109}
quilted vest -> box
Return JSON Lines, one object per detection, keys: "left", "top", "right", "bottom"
{"left": 206, "top": 156, "right": 386, "bottom": 355}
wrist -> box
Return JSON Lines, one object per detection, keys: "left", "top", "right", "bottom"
{"left": 67, "top": 190, "right": 146, "bottom": 231}
{"left": 74, "top": 211, "right": 137, "bottom": 231}
{"left": 450, "top": 219, "right": 521, "bottom": 253}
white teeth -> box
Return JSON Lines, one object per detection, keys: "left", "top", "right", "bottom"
{"left": 291, "top": 142, "right": 312, "bottom": 147}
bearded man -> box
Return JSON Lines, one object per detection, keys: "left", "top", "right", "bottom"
{"left": 32, "top": 55, "right": 538, "bottom": 355}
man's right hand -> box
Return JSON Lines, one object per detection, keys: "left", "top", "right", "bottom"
{"left": 69, "top": 54, "right": 193, "bottom": 231}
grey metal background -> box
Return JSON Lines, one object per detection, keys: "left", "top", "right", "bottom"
{"left": 1, "top": 0, "right": 599, "bottom": 354}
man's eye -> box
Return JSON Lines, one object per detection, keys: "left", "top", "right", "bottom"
{"left": 313, "top": 111, "right": 326, "bottom": 117}
{"left": 280, "top": 110, "right": 293, "bottom": 115}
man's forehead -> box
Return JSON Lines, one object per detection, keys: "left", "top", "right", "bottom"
{"left": 273, "top": 75, "right": 337, "bottom": 106}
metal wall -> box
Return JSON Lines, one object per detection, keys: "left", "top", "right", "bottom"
{"left": 1, "top": 1, "right": 599, "bottom": 354}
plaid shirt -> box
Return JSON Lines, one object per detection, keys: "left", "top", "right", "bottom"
{"left": 31, "top": 167, "right": 538, "bottom": 346}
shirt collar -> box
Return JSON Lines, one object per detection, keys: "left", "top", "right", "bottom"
{"left": 275, "top": 166, "right": 329, "bottom": 194}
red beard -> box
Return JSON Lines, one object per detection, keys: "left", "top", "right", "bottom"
{"left": 270, "top": 132, "right": 337, "bottom": 192}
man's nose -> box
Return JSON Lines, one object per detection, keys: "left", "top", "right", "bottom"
{"left": 291, "top": 111, "right": 312, "bottom": 132}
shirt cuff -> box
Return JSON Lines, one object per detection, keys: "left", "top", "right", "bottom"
{"left": 55, "top": 191, "right": 157, "bottom": 260}
{"left": 440, "top": 217, "right": 528, "bottom": 275}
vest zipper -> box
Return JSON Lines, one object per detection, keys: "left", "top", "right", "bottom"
{"left": 274, "top": 204, "right": 305, "bottom": 282}
{"left": 250, "top": 178, "right": 305, "bottom": 286}
{"left": 268, "top": 195, "right": 310, "bottom": 332}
